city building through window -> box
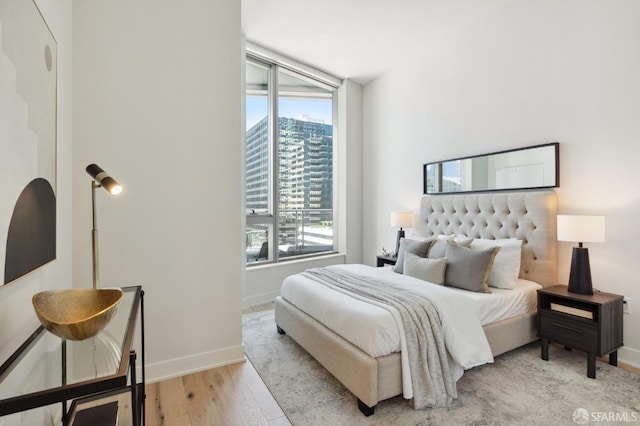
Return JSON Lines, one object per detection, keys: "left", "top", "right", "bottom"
{"left": 245, "top": 51, "right": 339, "bottom": 264}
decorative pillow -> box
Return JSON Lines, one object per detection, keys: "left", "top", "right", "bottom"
{"left": 470, "top": 239, "right": 523, "bottom": 290}
{"left": 403, "top": 253, "right": 448, "bottom": 285}
{"left": 444, "top": 241, "right": 500, "bottom": 293}
{"left": 408, "top": 232, "right": 429, "bottom": 240}
{"left": 392, "top": 238, "right": 434, "bottom": 274}
{"left": 429, "top": 235, "right": 473, "bottom": 259}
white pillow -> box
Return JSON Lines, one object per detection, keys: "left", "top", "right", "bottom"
{"left": 403, "top": 253, "right": 448, "bottom": 285}
{"left": 470, "top": 239, "right": 522, "bottom": 289}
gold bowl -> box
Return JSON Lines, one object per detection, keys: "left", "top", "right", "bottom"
{"left": 32, "top": 288, "right": 123, "bottom": 341}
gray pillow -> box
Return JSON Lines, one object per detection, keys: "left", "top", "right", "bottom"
{"left": 392, "top": 238, "right": 434, "bottom": 274}
{"left": 403, "top": 253, "right": 448, "bottom": 285}
{"left": 428, "top": 235, "right": 473, "bottom": 259}
{"left": 444, "top": 241, "right": 499, "bottom": 293}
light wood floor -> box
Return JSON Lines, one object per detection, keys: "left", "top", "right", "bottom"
{"left": 142, "top": 302, "right": 289, "bottom": 426}
{"left": 144, "top": 360, "right": 290, "bottom": 426}
{"left": 74, "top": 359, "right": 289, "bottom": 426}
{"left": 118, "top": 301, "right": 639, "bottom": 425}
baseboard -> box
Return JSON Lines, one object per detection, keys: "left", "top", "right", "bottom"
{"left": 143, "top": 344, "right": 246, "bottom": 383}
{"left": 242, "top": 290, "right": 281, "bottom": 309}
{"left": 618, "top": 346, "right": 640, "bottom": 369}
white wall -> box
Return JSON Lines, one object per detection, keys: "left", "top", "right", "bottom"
{"left": 0, "top": 0, "right": 73, "bottom": 365}
{"left": 338, "top": 79, "right": 364, "bottom": 265}
{"left": 363, "top": 0, "right": 640, "bottom": 366}
{"left": 244, "top": 254, "right": 345, "bottom": 308}
{"left": 73, "top": 0, "right": 244, "bottom": 381}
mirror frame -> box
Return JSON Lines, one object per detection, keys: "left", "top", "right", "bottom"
{"left": 423, "top": 142, "right": 559, "bottom": 194}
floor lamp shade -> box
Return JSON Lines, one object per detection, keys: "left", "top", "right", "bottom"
{"left": 557, "top": 215, "right": 605, "bottom": 295}
{"left": 87, "top": 164, "right": 122, "bottom": 195}
{"left": 390, "top": 211, "right": 412, "bottom": 257}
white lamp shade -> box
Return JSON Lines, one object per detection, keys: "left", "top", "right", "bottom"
{"left": 557, "top": 215, "right": 605, "bottom": 243}
{"left": 390, "top": 211, "right": 412, "bottom": 228}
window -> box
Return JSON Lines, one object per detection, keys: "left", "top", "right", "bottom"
{"left": 245, "top": 50, "right": 338, "bottom": 264}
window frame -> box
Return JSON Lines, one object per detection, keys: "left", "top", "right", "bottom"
{"left": 245, "top": 44, "right": 340, "bottom": 266}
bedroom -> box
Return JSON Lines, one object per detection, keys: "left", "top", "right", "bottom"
{"left": 0, "top": 0, "right": 638, "bottom": 424}
{"left": 241, "top": 0, "right": 639, "bottom": 378}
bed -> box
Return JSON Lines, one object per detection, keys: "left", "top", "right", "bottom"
{"left": 274, "top": 190, "right": 558, "bottom": 415}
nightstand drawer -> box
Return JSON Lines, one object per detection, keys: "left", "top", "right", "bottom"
{"left": 540, "top": 310, "right": 598, "bottom": 353}
{"left": 538, "top": 285, "right": 624, "bottom": 379}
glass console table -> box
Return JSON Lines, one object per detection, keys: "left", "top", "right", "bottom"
{"left": 0, "top": 286, "right": 145, "bottom": 425}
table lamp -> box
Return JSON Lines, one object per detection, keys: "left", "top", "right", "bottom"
{"left": 557, "top": 215, "right": 605, "bottom": 295}
{"left": 86, "top": 164, "right": 123, "bottom": 289}
{"left": 390, "top": 211, "right": 412, "bottom": 257}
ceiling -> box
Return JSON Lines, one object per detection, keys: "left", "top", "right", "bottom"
{"left": 242, "top": 0, "right": 512, "bottom": 84}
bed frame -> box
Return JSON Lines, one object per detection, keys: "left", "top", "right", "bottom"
{"left": 275, "top": 190, "right": 558, "bottom": 416}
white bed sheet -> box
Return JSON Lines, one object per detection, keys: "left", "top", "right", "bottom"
{"left": 280, "top": 264, "right": 541, "bottom": 359}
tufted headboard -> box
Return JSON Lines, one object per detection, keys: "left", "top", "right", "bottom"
{"left": 417, "top": 190, "right": 558, "bottom": 287}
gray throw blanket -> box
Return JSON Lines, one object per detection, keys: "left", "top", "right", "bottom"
{"left": 302, "top": 267, "right": 456, "bottom": 409}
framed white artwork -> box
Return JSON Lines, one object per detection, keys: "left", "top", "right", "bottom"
{"left": 0, "top": 0, "right": 57, "bottom": 284}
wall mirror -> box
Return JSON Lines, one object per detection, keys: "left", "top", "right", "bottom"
{"left": 423, "top": 142, "right": 559, "bottom": 194}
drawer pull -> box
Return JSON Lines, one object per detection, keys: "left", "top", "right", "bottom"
{"left": 552, "top": 322, "right": 583, "bottom": 333}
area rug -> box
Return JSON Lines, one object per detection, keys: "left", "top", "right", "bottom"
{"left": 243, "top": 309, "right": 639, "bottom": 426}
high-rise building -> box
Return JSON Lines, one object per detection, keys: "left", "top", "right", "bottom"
{"left": 277, "top": 116, "right": 332, "bottom": 212}
{"left": 245, "top": 117, "right": 269, "bottom": 212}
{"left": 245, "top": 115, "right": 333, "bottom": 251}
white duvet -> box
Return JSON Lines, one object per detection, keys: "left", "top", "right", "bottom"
{"left": 281, "top": 264, "right": 540, "bottom": 400}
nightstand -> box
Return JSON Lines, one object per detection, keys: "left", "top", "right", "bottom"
{"left": 376, "top": 255, "right": 397, "bottom": 267}
{"left": 537, "top": 285, "right": 623, "bottom": 379}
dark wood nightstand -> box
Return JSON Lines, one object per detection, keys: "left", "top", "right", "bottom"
{"left": 537, "top": 285, "right": 623, "bottom": 379}
{"left": 376, "top": 255, "right": 397, "bottom": 267}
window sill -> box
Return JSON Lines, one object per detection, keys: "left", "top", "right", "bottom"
{"left": 245, "top": 252, "right": 344, "bottom": 269}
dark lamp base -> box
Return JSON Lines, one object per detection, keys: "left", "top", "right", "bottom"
{"left": 567, "top": 247, "right": 594, "bottom": 295}
{"left": 395, "top": 229, "right": 405, "bottom": 257}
